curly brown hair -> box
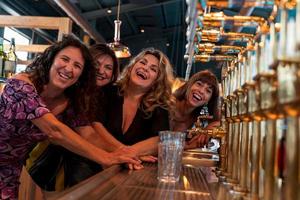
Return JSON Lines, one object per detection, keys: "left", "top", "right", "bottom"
{"left": 173, "top": 70, "right": 220, "bottom": 122}
{"left": 117, "top": 48, "right": 174, "bottom": 116}
{"left": 25, "top": 34, "right": 96, "bottom": 117}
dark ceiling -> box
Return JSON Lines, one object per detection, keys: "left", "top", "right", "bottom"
{"left": 0, "top": 0, "right": 187, "bottom": 77}
{"left": 0, "top": 0, "right": 275, "bottom": 79}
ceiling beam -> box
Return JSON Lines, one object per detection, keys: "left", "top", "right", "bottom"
{"left": 0, "top": 0, "right": 55, "bottom": 43}
{"left": 92, "top": 0, "right": 114, "bottom": 28}
{"left": 52, "top": 0, "right": 106, "bottom": 42}
{"left": 83, "top": 0, "right": 181, "bottom": 20}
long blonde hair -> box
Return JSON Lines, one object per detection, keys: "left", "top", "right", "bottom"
{"left": 117, "top": 48, "right": 174, "bottom": 115}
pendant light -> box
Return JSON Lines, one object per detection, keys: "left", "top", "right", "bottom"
{"left": 108, "top": 0, "right": 131, "bottom": 58}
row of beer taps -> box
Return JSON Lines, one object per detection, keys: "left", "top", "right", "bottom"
{"left": 185, "top": 0, "right": 299, "bottom": 199}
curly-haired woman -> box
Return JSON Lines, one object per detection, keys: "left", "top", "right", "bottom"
{"left": 27, "top": 43, "right": 122, "bottom": 190}
{"left": 0, "top": 35, "right": 138, "bottom": 199}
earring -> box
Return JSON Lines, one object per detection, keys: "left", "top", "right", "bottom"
{"left": 199, "top": 103, "right": 209, "bottom": 115}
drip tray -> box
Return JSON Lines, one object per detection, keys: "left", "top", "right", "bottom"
{"left": 182, "top": 150, "right": 219, "bottom": 167}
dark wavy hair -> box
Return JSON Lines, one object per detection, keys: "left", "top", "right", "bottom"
{"left": 25, "top": 34, "right": 96, "bottom": 117}
{"left": 88, "top": 43, "right": 119, "bottom": 120}
{"left": 89, "top": 43, "right": 119, "bottom": 86}
{"left": 173, "top": 70, "right": 220, "bottom": 122}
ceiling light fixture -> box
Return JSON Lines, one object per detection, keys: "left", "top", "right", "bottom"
{"left": 107, "top": 8, "right": 112, "bottom": 14}
{"left": 108, "top": 0, "right": 131, "bottom": 58}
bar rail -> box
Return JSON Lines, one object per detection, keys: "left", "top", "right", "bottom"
{"left": 48, "top": 162, "right": 218, "bottom": 200}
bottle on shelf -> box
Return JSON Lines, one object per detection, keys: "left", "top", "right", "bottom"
{"left": 0, "top": 38, "right": 5, "bottom": 78}
{"left": 4, "top": 38, "right": 17, "bottom": 78}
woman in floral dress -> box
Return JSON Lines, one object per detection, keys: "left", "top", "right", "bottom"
{"left": 27, "top": 43, "right": 122, "bottom": 190}
{"left": 0, "top": 35, "right": 138, "bottom": 199}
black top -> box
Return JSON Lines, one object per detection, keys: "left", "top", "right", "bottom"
{"left": 29, "top": 86, "right": 170, "bottom": 191}
{"left": 96, "top": 85, "right": 170, "bottom": 145}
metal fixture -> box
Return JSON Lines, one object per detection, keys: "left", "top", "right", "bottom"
{"left": 108, "top": 0, "right": 131, "bottom": 58}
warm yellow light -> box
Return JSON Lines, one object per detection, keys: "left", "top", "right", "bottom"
{"left": 108, "top": 42, "right": 131, "bottom": 58}
{"left": 182, "top": 175, "right": 191, "bottom": 189}
{"left": 172, "top": 77, "right": 185, "bottom": 93}
{"left": 108, "top": 0, "right": 131, "bottom": 59}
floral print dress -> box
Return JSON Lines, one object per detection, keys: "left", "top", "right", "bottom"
{"left": 0, "top": 79, "right": 50, "bottom": 199}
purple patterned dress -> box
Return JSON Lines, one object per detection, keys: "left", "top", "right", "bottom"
{"left": 0, "top": 79, "right": 50, "bottom": 199}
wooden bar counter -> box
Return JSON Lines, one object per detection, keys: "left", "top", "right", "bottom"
{"left": 47, "top": 151, "right": 219, "bottom": 200}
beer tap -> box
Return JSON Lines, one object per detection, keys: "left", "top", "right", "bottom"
{"left": 201, "top": 12, "right": 266, "bottom": 28}
{"left": 186, "top": 99, "right": 228, "bottom": 181}
{"left": 196, "top": 43, "right": 244, "bottom": 54}
{"left": 183, "top": 54, "right": 237, "bottom": 62}
{"left": 195, "top": 28, "right": 254, "bottom": 43}
{"left": 187, "top": 107, "right": 226, "bottom": 140}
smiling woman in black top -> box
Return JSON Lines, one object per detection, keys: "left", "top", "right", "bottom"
{"left": 92, "top": 47, "right": 174, "bottom": 155}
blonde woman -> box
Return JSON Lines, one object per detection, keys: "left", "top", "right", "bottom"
{"left": 92, "top": 48, "right": 174, "bottom": 160}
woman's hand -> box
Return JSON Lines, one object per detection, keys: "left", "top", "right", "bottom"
{"left": 127, "top": 163, "right": 144, "bottom": 170}
{"left": 104, "top": 146, "right": 141, "bottom": 167}
{"left": 185, "top": 134, "right": 210, "bottom": 149}
{"left": 139, "top": 155, "right": 157, "bottom": 163}
{"left": 127, "top": 155, "right": 158, "bottom": 170}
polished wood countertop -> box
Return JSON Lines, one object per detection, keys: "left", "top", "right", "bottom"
{"left": 48, "top": 159, "right": 219, "bottom": 200}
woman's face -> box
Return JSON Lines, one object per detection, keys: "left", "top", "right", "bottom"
{"left": 187, "top": 80, "right": 213, "bottom": 108}
{"left": 95, "top": 54, "right": 114, "bottom": 87}
{"left": 129, "top": 54, "right": 159, "bottom": 90}
{"left": 49, "top": 46, "right": 84, "bottom": 90}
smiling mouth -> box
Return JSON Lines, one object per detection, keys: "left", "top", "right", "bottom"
{"left": 192, "top": 93, "right": 203, "bottom": 101}
{"left": 96, "top": 74, "right": 107, "bottom": 80}
{"left": 136, "top": 71, "right": 147, "bottom": 80}
{"left": 58, "top": 72, "right": 72, "bottom": 80}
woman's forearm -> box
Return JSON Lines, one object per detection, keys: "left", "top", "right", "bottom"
{"left": 32, "top": 114, "right": 114, "bottom": 166}
{"left": 92, "top": 122, "right": 159, "bottom": 156}
{"left": 131, "top": 136, "right": 159, "bottom": 156}
{"left": 75, "top": 125, "right": 112, "bottom": 150}
{"left": 92, "top": 122, "right": 124, "bottom": 152}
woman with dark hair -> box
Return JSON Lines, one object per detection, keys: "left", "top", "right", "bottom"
{"left": 26, "top": 43, "right": 123, "bottom": 191}
{"left": 0, "top": 35, "right": 138, "bottom": 199}
{"left": 171, "top": 70, "right": 221, "bottom": 147}
{"left": 90, "top": 43, "right": 119, "bottom": 87}
{"left": 89, "top": 43, "right": 120, "bottom": 124}
{"left": 62, "top": 43, "right": 121, "bottom": 187}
